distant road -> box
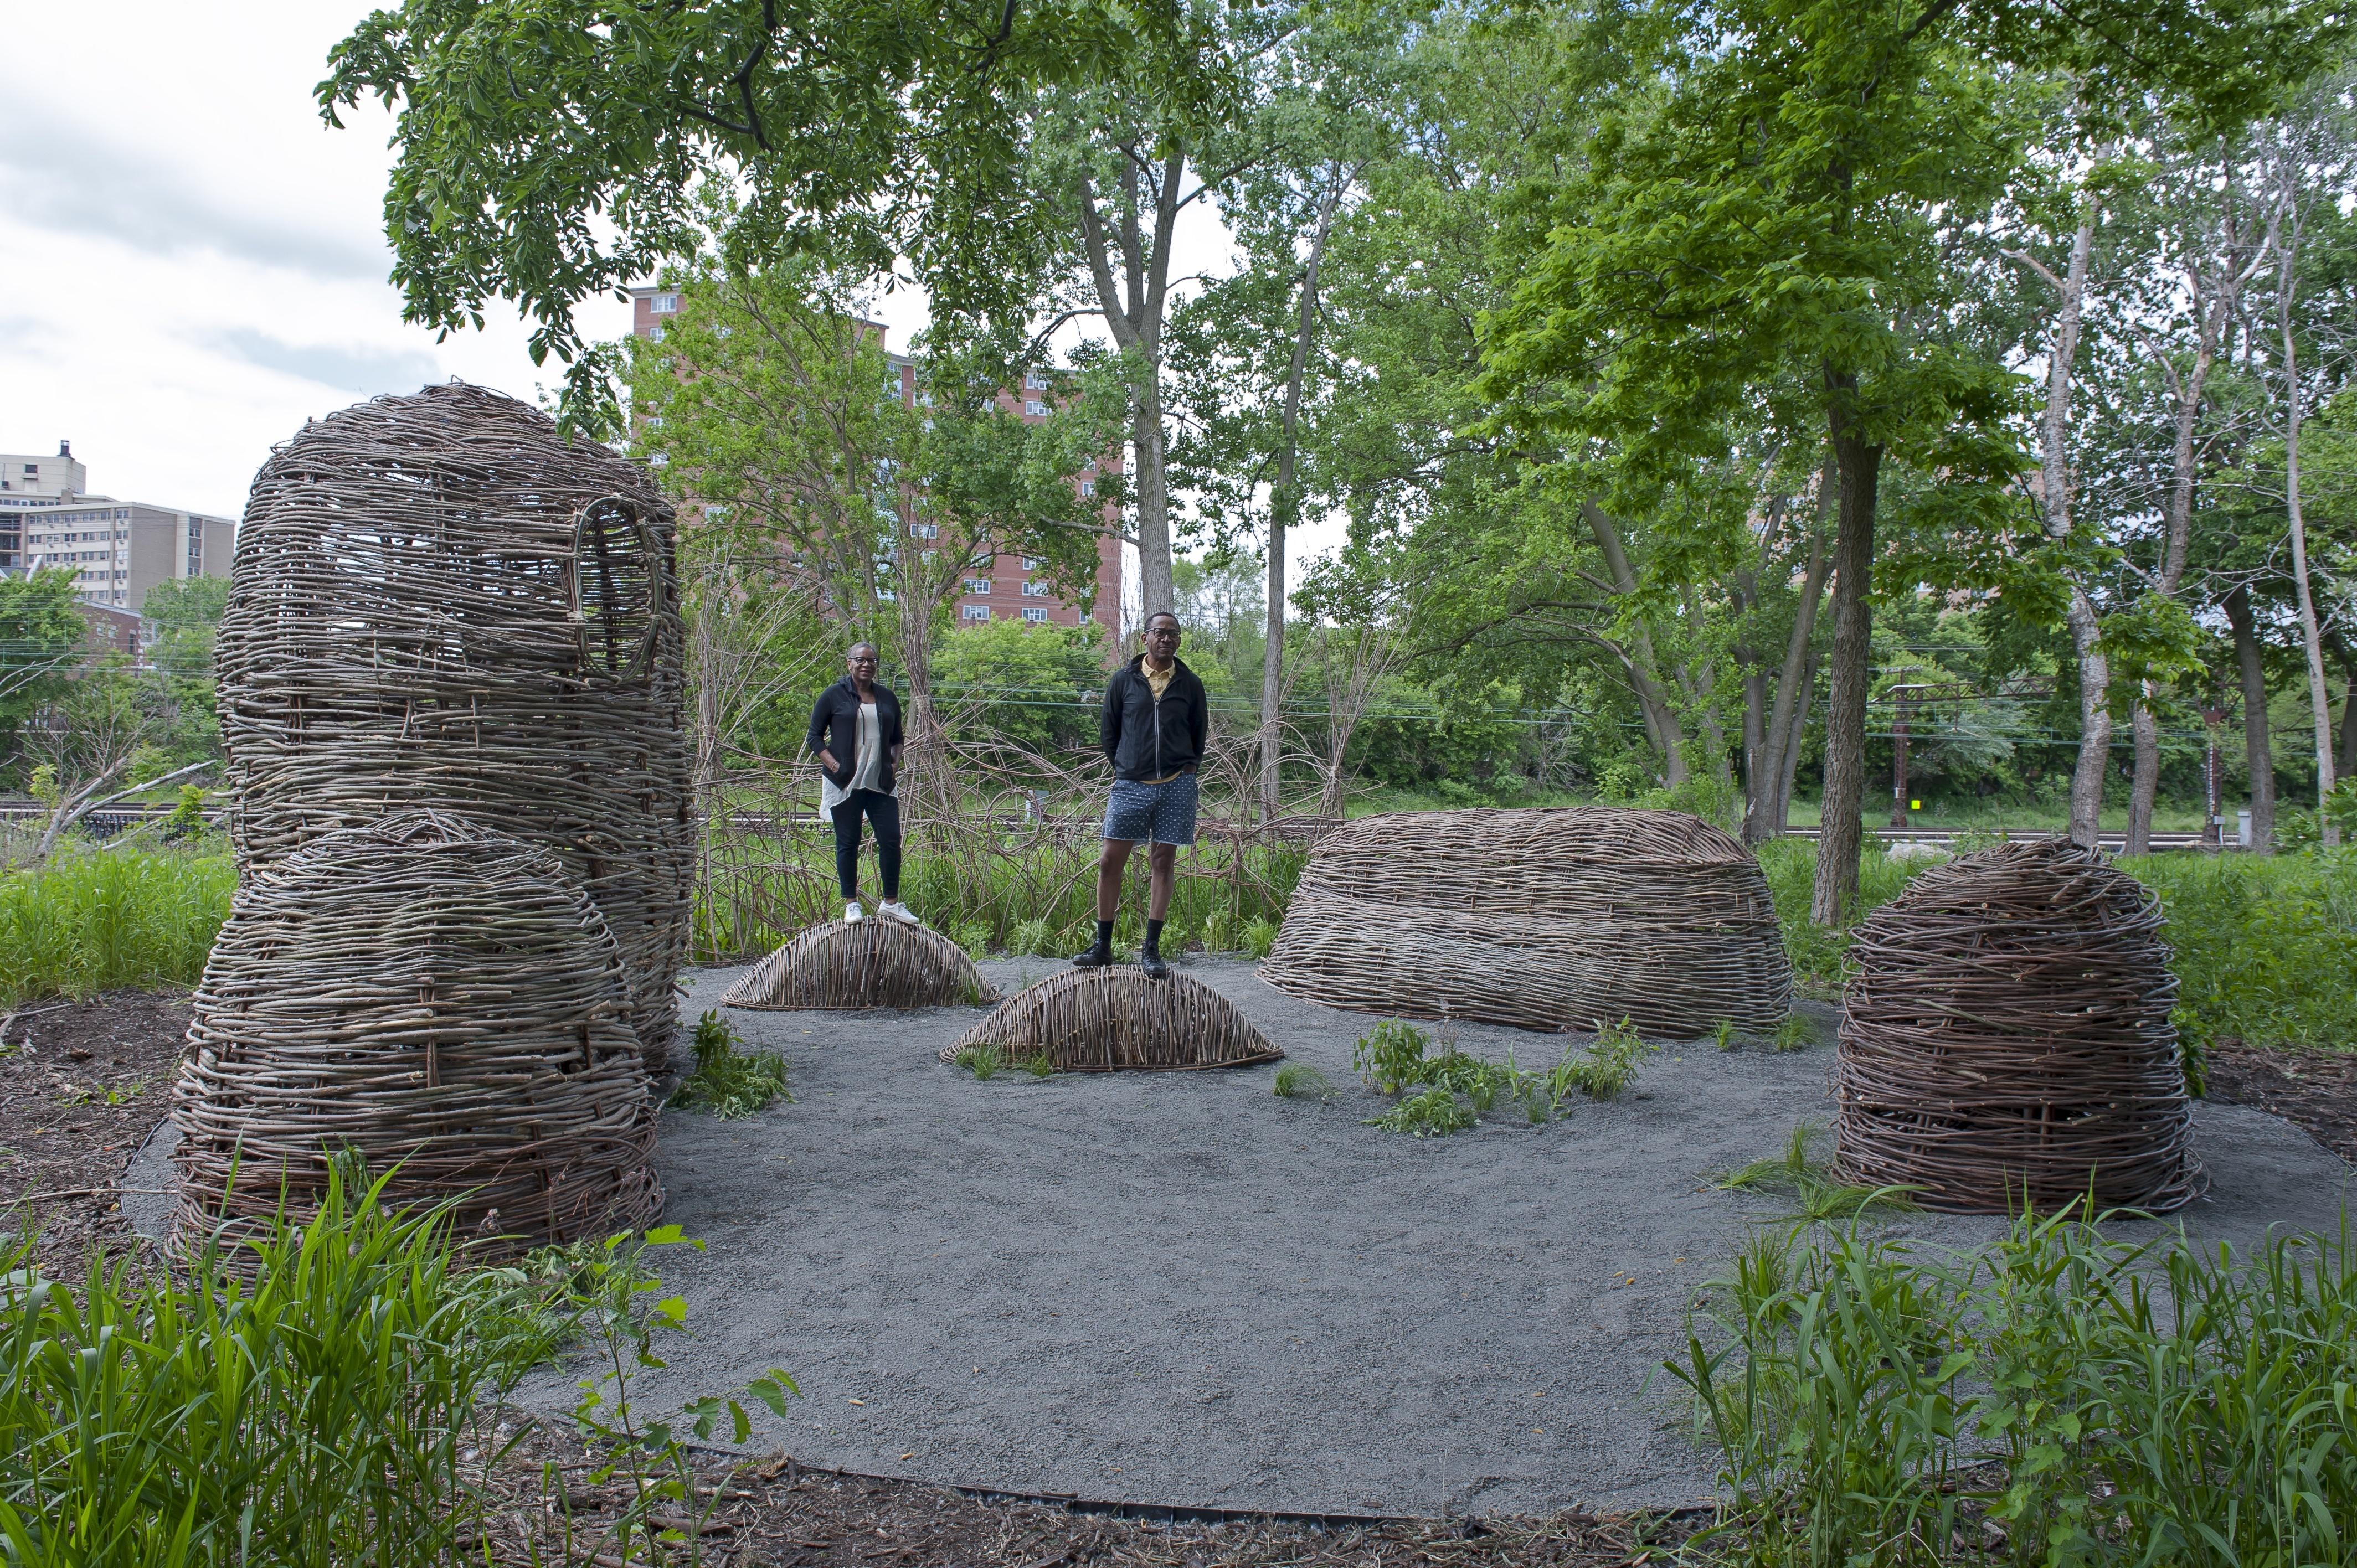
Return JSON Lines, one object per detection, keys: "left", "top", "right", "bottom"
{"left": 1788, "top": 825, "right": 2210, "bottom": 852}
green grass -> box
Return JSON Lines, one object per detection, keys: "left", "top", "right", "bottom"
{"left": 1676, "top": 1206, "right": 2357, "bottom": 1566}
{"left": 1713, "top": 1123, "right": 1918, "bottom": 1222}
{"left": 668, "top": 1009, "right": 792, "bottom": 1118}
{"left": 0, "top": 843, "right": 234, "bottom": 1004}
{"left": 1272, "top": 1061, "right": 1332, "bottom": 1100}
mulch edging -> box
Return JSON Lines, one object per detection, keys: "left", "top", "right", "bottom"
{"left": 2204, "top": 1040, "right": 2357, "bottom": 1167}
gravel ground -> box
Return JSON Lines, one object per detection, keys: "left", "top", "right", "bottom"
{"left": 471, "top": 956, "right": 2354, "bottom": 1519}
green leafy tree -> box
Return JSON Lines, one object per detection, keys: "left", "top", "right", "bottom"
{"left": 932, "top": 618, "right": 1112, "bottom": 756}
{"left": 0, "top": 569, "right": 87, "bottom": 765}
{"left": 627, "top": 256, "right": 1120, "bottom": 736}
{"left": 320, "top": 0, "right": 1210, "bottom": 429}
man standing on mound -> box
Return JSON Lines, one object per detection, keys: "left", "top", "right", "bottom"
{"left": 1073, "top": 611, "right": 1207, "bottom": 979}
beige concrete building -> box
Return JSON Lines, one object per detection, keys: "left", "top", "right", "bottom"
{"left": 0, "top": 441, "right": 234, "bottom": 608}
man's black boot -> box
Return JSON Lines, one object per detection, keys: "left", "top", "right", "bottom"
{"left": 1072, "top": 919, "right": 1116, "bottom": 968}
{"left": 1140, "top": 919, "right": 1169, "bottom": 979}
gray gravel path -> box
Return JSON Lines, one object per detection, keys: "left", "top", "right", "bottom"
{"left": 486, "top": 956, "right": 2354, "bottom": 1518}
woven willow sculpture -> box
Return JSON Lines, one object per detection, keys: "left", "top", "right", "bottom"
{"left": 172, "top": 813, "right": 662, "bottom": 1258}
{"left": 945, "top": 969, "right": 1282, "bottom": 1071}
{"left": 218, "top": 383, "right": 693, "bottom": 1065}
{"left": 1835, "top": 838, "right": 2199, "bottom": 1213}
{"left": 722, "top": 919, "right": 999, "bottom": 1010}
{"left": 1259, "top": 808, "right": 1789, "bottom": 1036}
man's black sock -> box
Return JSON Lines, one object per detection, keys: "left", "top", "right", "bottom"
{"left": 1144, "top": 918, "right": 1165, "bottom": 954}
{"left": 1095, "top": 919, "right": 1115, "bottom": 950}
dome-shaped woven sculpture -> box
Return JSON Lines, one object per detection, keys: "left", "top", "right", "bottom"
{"left": 721, "top": 919, "right": 999, "bottom": 1010}
{"left": 171, "top": 812, "right": 662, "bottom": 1257}
{"left": 1259, "top": 808, "right": 1789, "bottom": 1036}
{"left": 944, "top": 969, "right": 1282, "bottom": 1071}
{"left": 218, "top": 383, "right": 693, "bottom": 1065}
{"left": 1835, "top": 838, "right": 2198, "bottom": 1213}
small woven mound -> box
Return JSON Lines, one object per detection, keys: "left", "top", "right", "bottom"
{"left": 219, "top": 383, "right": 693, "bottom": 1067}
{"left": 1836, "top": 838, "right": 2199, "bottom": 1214}
{"left": 171, "top": 811, "right": 662, "bottom": 1260}
{"left": 945, "top": 969, "right": 1283, "bottom": 1071}
{"left": 721, "top": 919, "right": 999, "bottom": 1011}
{"left": 1260, "top": 808, "right": 1790, "bottom": 1036}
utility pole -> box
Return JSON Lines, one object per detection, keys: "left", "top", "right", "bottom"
{"left": 2201, "top": 695, "right": 2226, "bottom": 849}
{"left": 1888, "top": 685, "right": 1920, "bottom": 828}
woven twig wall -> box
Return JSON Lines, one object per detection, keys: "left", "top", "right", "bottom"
{"left": 1835, "top": 838, "right": 2199, "bottom": 1214}
{"left": 217, "top": 383, "right": 694, "bottom": 1065}
{"left": 722, "top": 919, "right": 1000, "bottom": 1010}
{"left": 172, "top": 812, "right": 662, "bottom": 1260}
{"left": 946, "top": 969, "right": 1283, "bottom": 1071}
{"left": 1259, "top": 808, "right": 1790, "bottom": 1036}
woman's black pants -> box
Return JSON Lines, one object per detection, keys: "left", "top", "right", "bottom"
{"left": 830, "top": 790, "right": 901, "bottom": 899}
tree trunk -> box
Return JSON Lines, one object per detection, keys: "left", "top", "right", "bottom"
{"left": 1809, "top": 392, "right": 1878, "bottom": 929}
{"left": 2278, "top": 219, "right": 2338, "bottom": 844}
{"left": 1130, "top": 380, "right": 1175, "bottom": 620}
{"left": 2065, "top": 588, "right": 2112, "bottom": 849}
{"left": 1776, "top": 652, "right": 1816, "bottom": 833}
{"left": 2340, "top": 666, "right": 2357, "bottom": 779}
{"left": 2224, "top": 584, "right": 2276, "bottom": 851}
{"left": 1742, "top": 474, "right": 1832, "bottom": 845}
{"left": 1262, "top": 177, "right": 1344, "bottom": 823}
{"left": 1581, "top": 499, "right": 1688, "bottom": 785}
{"left": 2127, "top": 691, "right": 2158, "bottom": 854}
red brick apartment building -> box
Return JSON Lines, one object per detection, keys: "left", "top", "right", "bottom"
{"left": 630, "top": 287, "right": 1123, "bottom": 631}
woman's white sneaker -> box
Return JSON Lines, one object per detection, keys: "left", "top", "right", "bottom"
{"left": 844, "top": 901, "right": 866, "bottom": 924}
{"left": 878, "top": 900, "right": 921, "bottom": 926}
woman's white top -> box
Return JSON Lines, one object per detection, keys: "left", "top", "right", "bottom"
{"left": 821, "top": 700, "right": 892, "bottom": 811}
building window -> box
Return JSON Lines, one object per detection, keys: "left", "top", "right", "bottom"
{"left": 1079, "top": 479, "right": 1097, "bottom": 497}
{"left": 652, "top": 293, "right": 679, "bottom": 313}
{"left": 964, "top": 578, "right": 992, "bottom": 595}
{"left": 1022, "top": 579, "right": 1051, "bottom": 596}
{"left": 1022, "top": 607, "right": 1051, "bottom": 623}
{"left": 1025, "top": 370, "right": 1049, "bottom": 390}
{"left": 909, "top": 522, "right": 939, "bottom": 539}
{"left": 648, "top": 324, "right": 666, "bottom": 342}
{"left": 961, "top": 604, "right": 991, "bottom": 621}
{"left": 1021, "top": 556, "right": 1042, "bottom": 570}
{"left": 1023, "top": 400, "right": 1047, "bottom": 416}
{"left": 1078, "top": 610, "right": 1093, "bottom": 624}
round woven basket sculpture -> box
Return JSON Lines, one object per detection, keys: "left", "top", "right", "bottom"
{"left": 722, "top": 919, "right": 1000, "bottom": 1010}
{"left": 1259, "top": 808, "right": 1789, "bottom": 1036}
{"left": 172, "top": 812, "right": 662, "bottom": 1258}
{"left": 1835, "top": 838, "right": 2199, "bottom": 1213}
{"left": 944, "top": 969, "right": 1282, "bottom": 1071}
{"left": 218, "top": 383, "right": 693, "bottom": 1066}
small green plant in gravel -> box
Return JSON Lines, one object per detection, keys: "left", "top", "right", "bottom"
{"left": 954, "top": 1041, "right": 1002, "bottom": 1080}
{"left": 1771, "top": 1014, "right": 1815, "bottom": 1053}
{"left": 1352, "top": 1018, "right": 1430, "bottom": 1094}
{"left": 1365, "top": 1086, "right": 1476, "bottom": 1137}
{"left": 669, "top": 1010, "right": 791, "bottom": 1119}
{"left": 1564, "top": 1017, "right": 1655, "bottom": 1101}
{"left": 1712, "top": 1018, "right": 1740, "bottom": 1051}
{"left": 1273, "top": 1062, "right": 1332, "bottom": 1100}
{"left": 1017, "top": 1050, "right": 1055, "bottom": 1079}
{"left": 1715, "top": 1123, "right": 1917, "bottom": 1221}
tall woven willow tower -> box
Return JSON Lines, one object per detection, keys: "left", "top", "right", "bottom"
{"left": 215, "top": 383, "right": 694, "bottom": 1066}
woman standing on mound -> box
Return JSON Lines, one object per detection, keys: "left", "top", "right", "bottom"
{"left": 806, "top": 644, "right": 920, "bottom": 926}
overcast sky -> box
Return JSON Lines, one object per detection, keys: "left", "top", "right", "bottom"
{"left": 0, "top": 2, "right": 1334, "bottom": 596}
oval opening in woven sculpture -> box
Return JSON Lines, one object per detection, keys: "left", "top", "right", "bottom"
{"left": 172, "top": 812, "right": 663, "bottom": 1260}
{"left": 1259, "top": 808, "right": 1790, "bottom": 1037}
{"left": 722, "top": 920, "right": 1000, "bottom": 1010}
{"left": 218, "top": 383, "right": 693, "bottom": 1067}
{"left": 945, "top": 969, "right": 1282, "bottom": 1072}
{"left": 1835, "top": 838, "right": 2200, "bottom": 1214}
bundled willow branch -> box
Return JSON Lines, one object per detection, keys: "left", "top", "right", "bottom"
{"left": 171, "top": 812, "right": 663, "bottom": 1262}
{"left": 218, "top": 383, "right": 694, "bottom": 1065}
{"left": 946, "top": 968, "right": 1283, "bottom": 1071}
{"left": 1260, "top": 808, "right": 1790, "bottom": 1037}
{"left": 1835, "top": 838, "right": 2199, "bottom": 1214}
{"left": 721, "top": 918, "right": 999, "bottom": 1010}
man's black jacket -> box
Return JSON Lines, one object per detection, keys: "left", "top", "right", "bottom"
{"left": 805, "top": 676, "right": 905, "bottom": 793}
{"left": 1100, "top": 654, "right": 1209, "bottom": 781}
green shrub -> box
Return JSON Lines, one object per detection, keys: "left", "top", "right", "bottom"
{"left": 1017, "top": 1050, "right": 1054, "bottom": 1079}
{"left": 0, "top": 845, "right": 234, "bottom": 1003}
{"left": 1242, "top": 915, "right": 1281, "bottom": 960}
{"left": 954, "top": 1041, "right": 1002, "bottom": 1080}
{"left": 1565, "top": 1016, "right": 1656, "bottom": 1100}
{"left": 1676, "top": 1208, "right": 2357, "bottom": 1567}
{"left": 1007, "top": 916, "right": 1054, "bottom": 957}
{"left": 1352, "top": 1018, "right": 1430, "bottom": 1094}
{"left": 668, "top": 1009, "right": 791, "bottom": 1119}
{"left": 1769, "top": 1014, "right": 1815, "bottom": 1054}
{"left": 1365, "top": 1086, "right": 1475, "bottom": 1137}
{"left": 2125, "top": 848, "right": 2357, "bottom": 1059}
